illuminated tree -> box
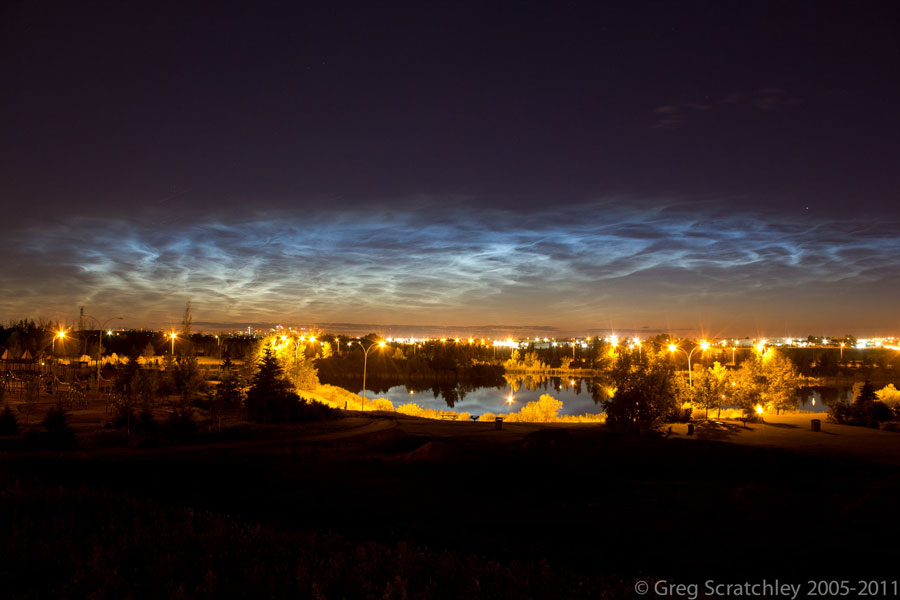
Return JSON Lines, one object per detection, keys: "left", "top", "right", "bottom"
{"left": 729, "top": 349, "right": 800, "bottom": 416}
{"left": 688, "top": 361, "right": 731, "bottom": 419}
{"left": 759, "top": 350, "right": 802, "bottom": 414}
{"left": 603, "top": 351, "right": 677, "bottom": 430}
{"left": 258, "top": 334, "right": 319, "bottom": 392}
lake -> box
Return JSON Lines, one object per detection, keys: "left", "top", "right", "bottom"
{"left": 364, "top": 378, "right": 854, "bottom": 416}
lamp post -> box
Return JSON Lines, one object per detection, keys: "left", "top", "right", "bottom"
{"left": 668, "top": 340, "right": 710, "bottom": 386}
{"left": 52, "top": 330, "right": 66, "bottom": 353}
{"left": 169, "top": 332, "right": 177, "bottom": 355}
{"left": 354, "top": 340, "right": 385, "bottom": 410}
{"left": 82, "top": 314, "right": 123, "bottom": 393}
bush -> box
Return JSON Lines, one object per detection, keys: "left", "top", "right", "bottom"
{"left": 829, "top": 381, "right": 894, "bottom": 428}
{"left": 666, "top": 405, "right": 693, "bottom": 423}
{"left": 136, "top": 407, "right": 159, "bottom": 433}
{"left": 506, "top": 394, "right": 563, "bottom": 423}
{"left": 876, "top": 384, "right": 900, "bottom": 408}
{"left": 0, "top": 404, "right": 18, "bottom": 436}
{"left": 372, "top": 398, "right": 395, "bottom": 412}
{"left": 111, "top": 401, "right": 135, "bottom": 430}
{"left": 828, "top": 398, "right": 853, "bottom": 424}
{"left": 42, "top": 403, "right": 76, "bottom": 450}
{"left": 165, "top": 406, "right": 197, "bottom": 440}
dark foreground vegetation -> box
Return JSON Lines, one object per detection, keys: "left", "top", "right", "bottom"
{"left": 2, "top": 421, "right": 898, "bottom": 599}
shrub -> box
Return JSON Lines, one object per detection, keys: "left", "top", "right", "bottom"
{"left": 165, "top": 406, "right": 197, "bottom": 440}
{"left": 507, "top": 394, "right": 563, "bottom": 423}
{"left": 42, "top": 402, "right": 76, "bottom": 450}
{"left": 876, "top": 384, "right": 900, "bottom": 409}
{"left": 665, "top": 405, "right": 693, "bottom": 423}
{"left": 829, "top": 381, "right": 894, "bottom": 428}
{"left": 828, "top": 398, "right": 853, "bottom": 424}
{"left": 0, "top": 404, "right": 18, "bottom": 436}
{"left": 136, "top": 407, "right": 159, "bottom": 433}
{"left": 372, "top": 398, "right": 395, "bottom": 412}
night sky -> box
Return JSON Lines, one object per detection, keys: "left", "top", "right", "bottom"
{"left": 2, "top": 1, "right": 899, "bottom": 336}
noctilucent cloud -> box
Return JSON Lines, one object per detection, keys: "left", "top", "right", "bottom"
{"left": 2, "top": 2, "right": 899, "bottom": 334}
{"left": 5, "top": 198, "right": 899, "bottom": 335}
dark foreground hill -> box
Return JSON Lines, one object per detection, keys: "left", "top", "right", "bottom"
{"left": 1, "top": 414, "right": 898, "bottom": 598}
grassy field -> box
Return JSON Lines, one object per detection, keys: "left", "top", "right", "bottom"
{"left": 1, "top": 396, "right": 900, "bottom": 598}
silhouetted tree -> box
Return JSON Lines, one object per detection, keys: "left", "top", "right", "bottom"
{"left": 42, "top": 402, "right": 76, "bottom": 449}
{"left": 212, "top": 349, "right": 243, "bottom": 428}
{"left": 245, "top": 344, "right": 294, "bottom": 423}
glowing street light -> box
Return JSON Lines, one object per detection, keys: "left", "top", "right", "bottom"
{"left": 82, "top": 313, "right": 123, "bottom": 393}
{"left": 355, "top": 340, "right": 386, "bottom": 410}
{"left": 669, "top": 340, "right": 710, "bottom": 386}
{"left": 169, "top": 332, "right": 177, "bottom": 355}
{"left": 53, "top": 330, "right": 67, "bottom": 352}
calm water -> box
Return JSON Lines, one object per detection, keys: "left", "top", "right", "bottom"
{"left": 370, "top": 378, "right": 854, "bottom": 416}
{"left": 376, "top": 377, "right": 606, "bottom": 416}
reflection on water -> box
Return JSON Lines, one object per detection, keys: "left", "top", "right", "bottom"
{"left": 381, "top": 376, "right": 611, "bottom": 417}
{"left": 796, "top": 386, "right": 852, "bottom": 413}
{"left": 378, "top": 378, "right": 854, "bottom": 416}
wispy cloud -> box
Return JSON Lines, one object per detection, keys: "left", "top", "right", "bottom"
{"left": 652, "top": 87, "right": 802, "bottom": 129}
{"left": 3, "top": 200, "right": 899, "bottom": 332}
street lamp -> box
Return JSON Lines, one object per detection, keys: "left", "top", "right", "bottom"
{"left": 53, "top": 330, "right": 67, "bottom": 353}
{"left": 169, "top": 332, "right": 177, "bottom": 355}
{"left": 82, "top": 314, "right": 123, "bottom": 393}
{"left": 354, "top": 340, "right": 386, "bottom": 410}
{"left": 668, "top": 340, "right": 709, "bottom": 386}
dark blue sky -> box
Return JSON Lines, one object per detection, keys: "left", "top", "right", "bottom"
{"left": 2, "top": 1, "right": 899, "bottom": 335}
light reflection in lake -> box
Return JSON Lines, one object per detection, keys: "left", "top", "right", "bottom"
{"left": 375, "top": 379, "right": 853, "bottom": 416}
{"left": 378, "top": 376, "right": 609, "bottom": 416}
